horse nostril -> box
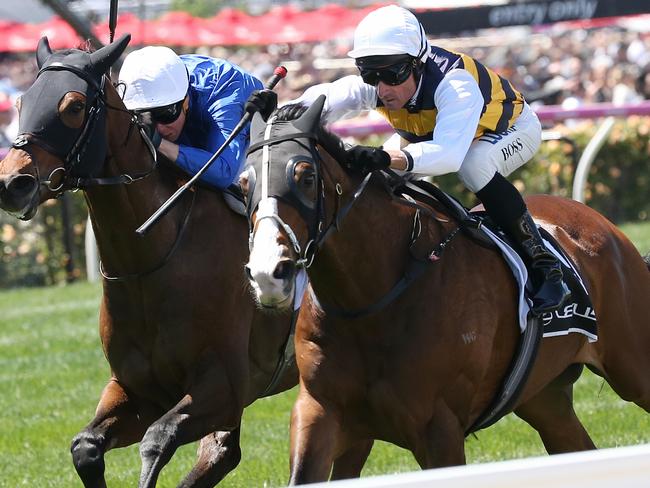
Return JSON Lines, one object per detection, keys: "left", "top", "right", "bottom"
{"left": 244, "top": 264, "right": 254, "bottom": 282}
{"left": 7, "top": 174, "right": 37, "bottom": 196}
{"left": 273, "top": 259, "right": 296, "bottom": 281}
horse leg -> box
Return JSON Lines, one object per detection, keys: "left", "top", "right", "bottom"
{"left": 415, "top": 401, "right": 466, "bottom": 469}
{"left": 177, "top": 428, "right": 242, "bottom": 488}
{"left": 330, "top": 440, "right": 374, "bottom": 480}
{"left": 138, "top": 367, "right": 244, "bottom": 488}
{"left": 288, "top": 392, "right": 342, "bottom": 485}
{"left": 71, "top": 378, "right": 155, "bottom": 488}
{"left": 514, "top": 364, "right": 596, "bottom": 453}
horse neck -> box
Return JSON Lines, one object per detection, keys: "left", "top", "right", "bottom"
{"left": 83, "top": 81, "right": 183, "bottom": 275}
{"left": 308, "top": 168, "right": 430, "bottom": 310}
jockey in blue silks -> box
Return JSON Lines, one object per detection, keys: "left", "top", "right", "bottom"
{"left": 119, "top": 47, "right": 274, "bottom": 189}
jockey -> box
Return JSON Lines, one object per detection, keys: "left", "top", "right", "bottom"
{"left": 119, "top": 46, "right": 276, "bottom": 189}
{"left": 250, "top": 5, "right": 570, "bottom": 315}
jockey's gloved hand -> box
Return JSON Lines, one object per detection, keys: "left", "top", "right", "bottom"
{"left": 245, "top": 89, "right": 278, "bottom": 121}
{"left": 345, "top": 145, "right": 391, "bottom": 174}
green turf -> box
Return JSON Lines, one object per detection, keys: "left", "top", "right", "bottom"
{"left": 1, "top": 222, "right": 649, "bottom": 487}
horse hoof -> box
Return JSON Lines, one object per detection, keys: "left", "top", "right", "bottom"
{"left": 71, "top": 433, "right": 106, "bottom": 486}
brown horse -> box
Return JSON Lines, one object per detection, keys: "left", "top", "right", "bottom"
{"left": 0, "top": 36, "right": 300, "bottom": 487}
{"left": 242, "top": 97, "right": 650, "bottom": 484}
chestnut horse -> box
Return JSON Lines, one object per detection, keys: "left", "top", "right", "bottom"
{"left": 0, "top": 36, "right": 300, "bottom": 487}
{"left": 243, "top": 97, "right": 650, "bottom": 484}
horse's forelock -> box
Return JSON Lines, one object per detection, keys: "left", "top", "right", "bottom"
{"left": 274, "top": 103, "right": 347, "bottom": 163}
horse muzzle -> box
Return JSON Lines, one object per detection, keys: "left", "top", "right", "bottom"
{"left": 0, "top": 173, "right": 40, "bottom": 220}
{"left": 245, "top": 257, "right": 297, "bottom": 310}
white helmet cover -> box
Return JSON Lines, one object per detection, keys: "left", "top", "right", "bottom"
{"left": 119, "top": 46, "right": 189, "bottom": 110}
{"left": 348, "top": 5, "right": 429, "bottom": 62}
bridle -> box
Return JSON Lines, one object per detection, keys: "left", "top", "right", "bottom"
{"left": 246, "top": 117, "right": 375, "bottom": 270}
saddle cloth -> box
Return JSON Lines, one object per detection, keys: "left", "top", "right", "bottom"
{"left": 482, "top": 222, "right": 598, "bottom": 342}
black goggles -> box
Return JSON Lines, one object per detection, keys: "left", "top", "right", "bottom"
{"left": 358, "top": 61, "right": 414, "bottom": 86}
{"left": 148, "top": 99, "right": 184, "bottom": 125}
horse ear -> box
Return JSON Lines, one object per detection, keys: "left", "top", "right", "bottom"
{"left": 89, "top": 33, "right": 131, "bottom": 76}
{"left": 294, "top": 95, "right": 326, "bottom": 133}
{"left": 36, "top": 36, "right": 52, "bottom": 69}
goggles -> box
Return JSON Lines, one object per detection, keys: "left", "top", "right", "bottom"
{"left": 356, "top": 55, "right": 415, "bottom": 86}
{"left": 147, "top": 98, "right": 184, "bottom": 125}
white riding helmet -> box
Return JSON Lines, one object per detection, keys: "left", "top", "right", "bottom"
{"left": 347, "top": 5, "right": 429, "bottom": 62}
{"left": 119, "top": 46, "right": 189, "bottom": 111}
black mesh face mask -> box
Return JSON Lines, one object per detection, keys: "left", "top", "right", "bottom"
{"left": 13, "top": 35, "right": 130, "bottom": 179}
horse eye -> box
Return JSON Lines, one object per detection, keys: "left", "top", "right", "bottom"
{"left": 69, "top": 102, "right": 85, "bottom": 113}
{"left": 302, "top": 174, "right": 315, "bottom": 186}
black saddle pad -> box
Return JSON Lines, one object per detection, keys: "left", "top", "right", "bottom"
{"left": 222, "top": 184, "right": 247, "bottom": 217}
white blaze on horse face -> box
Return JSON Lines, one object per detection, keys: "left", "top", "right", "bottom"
{"left": 248, "top": 197, "right": 294, "bottom": 307}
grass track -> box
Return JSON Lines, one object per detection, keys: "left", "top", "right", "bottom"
{"left": 1, "top": 222, "right": 649, "bottom": 487}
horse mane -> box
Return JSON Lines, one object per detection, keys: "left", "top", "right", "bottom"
{"left": 54, "top": 41, "right": 95, "bottom": 56}
{"left": 274, "top": 103, "right": 349, "bottom": 164}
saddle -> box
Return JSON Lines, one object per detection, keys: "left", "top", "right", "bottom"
{"left": 386, "top": 173, "right": 494, "bottom": 248}
{"left": 222, "top": 183, "right": 247, "bottom": 217}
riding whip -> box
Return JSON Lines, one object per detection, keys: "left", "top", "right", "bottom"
{"left": 108, "top": 0, "right": 119, "bottom": 44}
{"left": 135, "top": 66, "right": 288, "bottom": 236}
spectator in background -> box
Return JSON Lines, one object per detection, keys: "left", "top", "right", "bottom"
{"left": 636, "top": 67, "right": 650, "bottom": 100}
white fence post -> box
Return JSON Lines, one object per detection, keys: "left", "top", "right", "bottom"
{"left": 85, "top": 214, "right": 99, "bottom": 282}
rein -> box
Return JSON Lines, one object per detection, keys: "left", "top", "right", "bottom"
{"left": 99, "top": 189, "right": 196, "bottom": 282}
{"left": 309, "top": 167, "right": 465, "bottom": 319}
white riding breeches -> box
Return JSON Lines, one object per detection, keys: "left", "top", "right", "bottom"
{"left": 458, "top": 103, "right": 542, "bottom": 193}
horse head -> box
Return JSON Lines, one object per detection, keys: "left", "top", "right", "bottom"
{"left": 243, "top": 95, "right": 351, "bottom": 309}
{"left": 0, "top": 34, "right": 130, "bottom": 220}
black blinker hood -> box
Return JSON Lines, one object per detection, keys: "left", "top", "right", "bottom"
{"left": 246, "top": 96, "right": 326, "bottom": 226}
{"left": 15, "top": 35, "right": 130, "bottom": 178}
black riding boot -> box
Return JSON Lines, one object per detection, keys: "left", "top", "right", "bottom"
{"left": 506, "top": 211, "right": 571, "bottom": 314}
{"left": 476, "top": 173, "right": 570, "bottom": 315}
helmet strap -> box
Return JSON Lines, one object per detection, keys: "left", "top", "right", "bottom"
{"left": 182, "top": 95, "right": 189, "bottom": 115}
{"left": 412, "top": 57, "right": 425, "bottom": 85}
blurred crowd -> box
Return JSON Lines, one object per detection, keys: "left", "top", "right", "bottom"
{"left": 1, "top": 21, "right": 649, "bottom": 149}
